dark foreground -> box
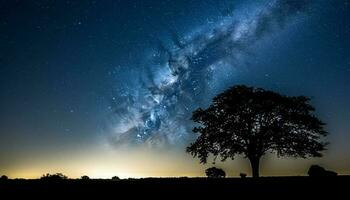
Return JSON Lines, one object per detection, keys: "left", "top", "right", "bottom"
{"left": 1, "top": 176, "right": 349, "bottom": 198}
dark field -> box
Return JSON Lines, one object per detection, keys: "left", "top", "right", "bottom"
{"left": 1, "top": 176, "right": 349, "bottom": 198}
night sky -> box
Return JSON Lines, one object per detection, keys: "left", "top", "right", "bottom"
{"left": 1, "top": 0, "right": 350, "bottom": 178}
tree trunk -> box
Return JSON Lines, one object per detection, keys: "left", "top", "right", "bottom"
{"left": 249, "top": 156, "right": 260, "bottom": 178}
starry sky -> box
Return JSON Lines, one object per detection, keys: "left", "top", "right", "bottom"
{"left": 1, "top": 0, "right": 350, "bottom": 178}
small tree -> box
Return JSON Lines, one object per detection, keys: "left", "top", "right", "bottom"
{"left": 0, "top": 175, "right": 8, "bottom": 180}
{"left": 81, "top": 175, "right": 90, "bottom": 180}
{"left": 111, "top": 176, "right": 120, "bottom": 180}
{"left": 187, "top": 85, "right": 328, "bottom": 178}
{"left": 41, "top": 173, "right": 68, "bottom": 180}
{"left": 205, "top": 167, "right": 226, "bottom": 178}
{"left": 308, "top": 165, "right": 337, "bottom": 177}
{"left": 239, "top": 173, "right": 247, "bottom": 178}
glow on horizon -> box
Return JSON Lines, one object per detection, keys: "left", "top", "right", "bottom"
{"left": 1, "top": 146, "right": 207, "bottom": 179}
{"left": 2, "top": 144, "right": 349, "bottom": 179}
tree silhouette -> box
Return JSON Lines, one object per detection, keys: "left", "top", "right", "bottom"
{"left": 308, "top": 165, "right": 337, "bottom": 177}
{"left": 81, "top": 175, "right": 90, "bottom": 180}
{"left": 205, "top": 167, "right": 226, "bottom": 178}
{"left": 0, "top": 175, "right": 8, "bottom": 180}
{"left": 41, "top": 173, "right": 68, "bottom": 180}
{"left": 239, "top": 173, "right": 247, "bottom": 178}
{"left": 187, "top": 85, "right": 328, "bottom": 178}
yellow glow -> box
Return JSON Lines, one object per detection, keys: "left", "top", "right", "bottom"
{"left": 2, "top": 144, "right": 349, "bottom": 179}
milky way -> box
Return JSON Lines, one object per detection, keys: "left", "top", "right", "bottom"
{"left": 107, "top": 0, "right": 312, "bottom": 147}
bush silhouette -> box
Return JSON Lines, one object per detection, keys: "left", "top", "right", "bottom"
{"left": 41, "top": 173, "right": 68, "bottom": 180}
{"left": 240, "top": 173, "right": 247, "bottom": 178}
{"left": 205, "top": 167, "right": 226, "bottom": 178}
{"left": 81, "top": 175, "right": 90, "bottom": 180}
{"left": 111, "top": 176, "right": 120, "bottom": 180}
{"left": 187, "top": 85, "right": 328, "bottom": 178}
{"left": 308, "top": 165, "right": 337, "bottom": 177}
{"left": 0, "top": 175, "right": 8, "bottom": 180}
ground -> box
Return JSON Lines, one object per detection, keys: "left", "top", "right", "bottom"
{"left": 0, "top": 176, "right": 348, "bottom": 198}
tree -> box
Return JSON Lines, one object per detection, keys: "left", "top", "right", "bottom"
{"left": 41, "top": 173, "right": 68, "bottom": 180}
{"left": 187, "top": 85, "right": 328, "bottom": 178}
{"left": 205, "top": 167, "right": 226, "bottom": 178}
{"left": 111, "top": 176, "right": 120, "bottom": 180}
{"left": 239, "top": 173, "right": 247, "bottom": 178}
{"left": 308, "top": 165, "right": 337, "bottom": 177}
{"left": 0, "top": 175, "right": 8, "bottom": 180}
{"left": 81, "top": 175, "right": 90, "bottom": 180}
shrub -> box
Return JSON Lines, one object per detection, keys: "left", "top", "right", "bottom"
{"left": 81, "top": 175, "right": 90, "bottom": 180}
{"left": 41, "top": 173, "right": 68, "bottom": 180}
{"left": 308, "top": 165, "right": 337, "bottom": 177}
{"left": 240, "top": 173, "right": 247, "bottom": 178}
{"left": 205, "top": 167, "right": 226, "bottom": 178}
